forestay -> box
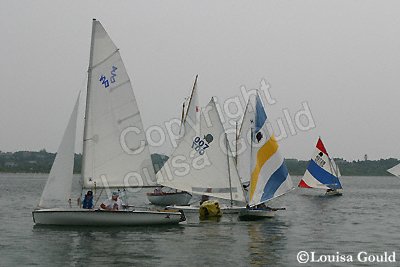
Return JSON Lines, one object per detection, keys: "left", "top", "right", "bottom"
{"left": 82, "top": 20, "right": 156, "bottom": 189}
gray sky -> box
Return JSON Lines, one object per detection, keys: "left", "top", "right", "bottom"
{"left": 1, "top": 0, "right": 399, "bottom": 160}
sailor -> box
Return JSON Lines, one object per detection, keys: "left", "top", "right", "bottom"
{"left": 82, "top": 190, "right": 94, "bottom": 209}
{"left": 100, "top": 191, "right": 124, "bottom": 211}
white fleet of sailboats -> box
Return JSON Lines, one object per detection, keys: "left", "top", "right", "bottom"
{"left": 33, "top": 19, "right": 366, "bottom": 226}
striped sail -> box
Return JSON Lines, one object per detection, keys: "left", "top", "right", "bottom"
{"left": 298, "top": 138, "right": 343, "bottom": 190}
{"left": 248, "top": 94, "right": 293, "bottom": 207}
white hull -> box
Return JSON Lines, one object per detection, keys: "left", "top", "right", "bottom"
{"left": 147, "top": 192, "right": 192, "bottom": 206}
{"left": 167, "top": 204, "right": 246, "bottom": 214}
{"left": 238, "top": 209, "right": 275, "bottom": 220}
{"left": 32, "top": 208, "right": 185, "bottom": 226}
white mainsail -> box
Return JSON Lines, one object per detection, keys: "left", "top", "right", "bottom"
{"left": 38, "top": 94, "right": 80, "bottom": 208}
{"left": 157, "top": 98, "right": 246, "bottom": 202}
{"left": 387, "top": 163, "right": 400, "bottom": 178}
{"left": 236, "top": 97, "right": 255, "bottom": 184}
{"left": 82, "top": 19, "right": 156, "bottom": 189}
{"left": 331, "top": 158, "right": 341, "bottom": 177}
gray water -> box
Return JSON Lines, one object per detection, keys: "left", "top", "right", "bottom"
{"left": 0, "top": 173, "right": 399, "bottom": 266}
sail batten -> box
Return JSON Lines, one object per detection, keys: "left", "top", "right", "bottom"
{"left": 82, "top": 19, "right": 156, "bottom": 189}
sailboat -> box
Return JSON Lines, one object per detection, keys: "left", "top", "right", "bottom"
{"left": 387, "top": 163, "right": 400, "bottom": 178}
{"left": 237, "top": 93, "right": 294, "bottom": 220}
{"left": 146, "top": 76, "right": 200, "bottom": 206}
{"left": 158, "top": 97, "right": 247, "bottom": 214}
{"left": 32, "top": 19, "right": 185, "bottom": 226}
{"left": 298, "top": 137, "right": 343, "bottom": 196}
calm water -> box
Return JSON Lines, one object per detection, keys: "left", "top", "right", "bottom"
{"left": 1, "top": 173, "right": 399, "bottom": 266}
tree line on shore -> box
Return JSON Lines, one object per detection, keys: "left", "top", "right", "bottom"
{"left": 0, "top": 150, "right": 398, "bottom": 176}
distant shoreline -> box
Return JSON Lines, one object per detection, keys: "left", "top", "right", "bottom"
{"left": 0, "top": 150, "right": 398, "bottom": 177}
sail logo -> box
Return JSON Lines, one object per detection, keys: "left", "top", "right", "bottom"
{"left": 99, "top": 66, "right": 118, "bottom": 88}
{"left": 192, "top": 134, "right": 213, "bottom": 155}
{"left": 314, "top": 152, "right": 326, "bottom": 167}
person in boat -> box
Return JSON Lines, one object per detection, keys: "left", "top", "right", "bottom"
{"left": 100, "top": 191, "right": 124, "bottom": 211}
{"left": 256, "top": 203, "right": 268, "bottom": 209}
{"left": 82, "top": 190, "right": 94, "bottom": 209}
{"left": 200, "top": 195, "right": 210, "bottom": 205}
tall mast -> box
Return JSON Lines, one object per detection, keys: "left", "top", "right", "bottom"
{"left": 225, "top": 133, "right": 233, "bottom": 207}
{"left": 248, "top": 125, "right": 254, "bottom": 205}
{"left": 81, "top": 19, "right": 96, "bottom": 183}
{"left": 180, "top": 101, "right": 186, "bottom": 128}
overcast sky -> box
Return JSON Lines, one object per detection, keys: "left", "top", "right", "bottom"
{"left": 1, "top": 0, "right": 399, "bottom": 160}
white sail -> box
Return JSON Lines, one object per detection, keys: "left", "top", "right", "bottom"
{"left": 82, "top": 19, "right": 156, "bottom": 189}
{"left": 157, "top": 98, "right": 246, "bottom": 202}
{"left": 331, "top": 158, "right": 341, "bottom": 177}
{"left": 387, "top": 163, "right": 400, "bottom": 178}
{"left": 236, "top": 97, "right": 255, "bottom": 184}
{"left": 39, "top": 94, "right": 80, "bottom": 208}
{"left": 181, "top": 75, "right": 200, "bottom": 136}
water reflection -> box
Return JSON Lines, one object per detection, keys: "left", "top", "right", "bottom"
{"left": 246, "top": 219, "right": 288, "bottom": 266}
{"left": 32, "top": 225, "right": 186, "bottom": 265}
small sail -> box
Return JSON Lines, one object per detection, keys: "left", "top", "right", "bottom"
{"left": 82, "top": 19, "right": 156, "bottom": 189}
{"left": 157, "top": 98, "right": 246, "bottom": 202}
{"left": 181, "top": 75, "right": 200, "bottom": 135}
{"left": 39, "top": 94, "right": 80, "bottom": 208}
{"left": 331, "top": 158, "right": 341, "bottom": 177}
{"left": 298, "top": 138, "right": 343, "bottom": 190}
{"left": 387, "top": 163, "right": 400, "bottom": 178}
{"left": 248, "top": 94, "right": 293, "bottom": 207}
{"left": 237, "top": 97, "right": 256, "bottom": 184}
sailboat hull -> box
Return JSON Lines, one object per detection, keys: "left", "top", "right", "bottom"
{"left": 147, "top": 191, "right": 192, "bottom": 206}
{"left": 325, "top": 189, "right": 343, "bottom": 196}
{"left": 238, "top": 209, "right": 276, "bottom": 220}
{"left": 167, "top": 204, "right": 246, "bottom": 214}
{"left": 32, "top": 208, "right": 185, "bottom": 226}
